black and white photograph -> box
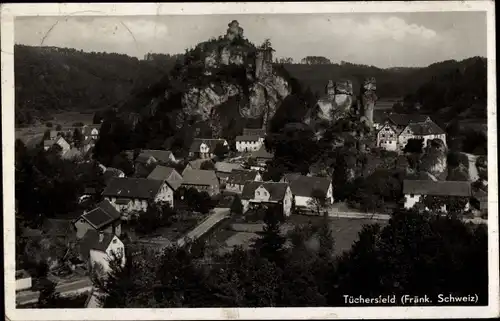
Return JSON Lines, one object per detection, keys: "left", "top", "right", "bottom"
{"left": 2, "top": 2, "right": 498, "bottom": 320}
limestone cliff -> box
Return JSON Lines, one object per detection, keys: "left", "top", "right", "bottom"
{"left": 420, "top": 138, "right": 448, "bottom": 179}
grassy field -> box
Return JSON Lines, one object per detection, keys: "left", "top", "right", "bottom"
{"left": 209, "top": 214, "right": 387, "bottom": 256}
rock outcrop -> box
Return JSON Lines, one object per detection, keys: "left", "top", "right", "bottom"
{"left": 359, "top": 77, "right": 377, "bottom": 129}
{"left": 420, "top": 138, "right": 448, "bottom": 179}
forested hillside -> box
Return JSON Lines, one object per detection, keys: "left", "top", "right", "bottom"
{"left": 14, "top": 45, "right": 181, "bottom": 126}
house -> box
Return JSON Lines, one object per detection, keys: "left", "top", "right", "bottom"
{"left": 373, "top": 110, "right": 390, "bottom": 131}
{"left": 15, "top": 270, "right": 32, "bottom": 292}
{"left": 376, "top": 124, "right": 399, "bottom": 151}
{"left": 241, "top": 181, "right": 293, "bottom": 217}
{"left": 214, "top": 162, "right": 244, "bottom": 182}
{"left": 386, "top": 113, "right": 431, "bottom": 131}
{"left": 189, "top": 138, "right": 229, "bottom": 159}
{"left": 181, "top": 169, "right": 220, "bottom": 196}
{"left": 102, "top": 177, "right": 174, "bottom": 215}
{"left": 74, "top": 200, "right": 122, "bottom": 239}
{"left": 81, "top": 137, "right": 95, "bottom": 153}
{"left": 147, "top": 165, "right": 183, "bottom": 190}
{"left": 43, "top": 136, "right": 71, "bottom": 154}
{"left": 82, "top": 124, "right": 101, "bottom": 140}
{"left": 226, "top": 170, "right": 262, "bottom": 193}
{"left": 398, "top": 121, "right": 447, "bottom": 151}
{"left": 249, "top": 145, "right": 274, "bottom": 170}
{"left": 49, "top": 130, "right": 58, "bottom": 140}
{"left": 402, "top": 180, "right": 472, "bottom": 212}
{"left": 235, "top": 135, "right": 263, "bottom": 152}
{"left": 61, "top": 147, "right": 83, "bottom": 161}
{"left": 139, "top": 149, "right": 177, "bottom": 164}
{"left": 183, "top": 159, "right": 213, "bottom": 175}
{"left": 78, "top": 230, "right": 125, "bottom": 278}
{"left": 281, "top": 174, "right": 334, "bottom": 211}
{"left": 243, "top": 128, "right": 266, "bottom": 138}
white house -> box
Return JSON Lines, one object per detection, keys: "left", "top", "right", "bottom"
{"left": 241, "top": 181, "right": 293, "bottom": 217}
{"left": 102, "top": 177, "right": 174, "bottom": 217}
{"left": 235, "top": 135, "right": 263, "bottom": 152}
{"left": 376, "top": 124, "right": 399, "bottom": 151}
{"left": 398, "top": 121, "right": 447, "bottom": 151}
{"left": 78, "top": 230, "right": 126, "bottom": 278}
{"left": 403, "top": 180, "right": 472, "bottom": 212}
{"left": 82, "top": 125, "right": 101, "bottom": 141}
{"left": 15, "top": 270, "right": 32, "bottom": 292}
{"left": 139, "top": 150, "right": 177, "bottom": 164}
{"left": 281, "top": 174, "right": 333, "bottom": 212}
{"left": 189, "top": 139, "right": 229, "bottom": 159}
{"left": 249, "top": 145, "right": 274, "bottom": 170}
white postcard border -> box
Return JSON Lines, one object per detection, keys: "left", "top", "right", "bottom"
{"left": 2, "top": 2, "right": 498, "bottom": 320}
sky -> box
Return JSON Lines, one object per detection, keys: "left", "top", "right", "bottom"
{"left": 15, "top": 12, "right": 487, "bottom": 68}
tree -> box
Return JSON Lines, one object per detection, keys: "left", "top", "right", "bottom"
{"left": 200, "top": 160, "right": 215, "bottom": 170}
{"left": 42, "top": 129, "right": 51, "bottom": 141}
{"left": 37, "top": 279, "right": 60, "bottom": 308}
{"left": 404, "top": 138, "right": 424, "bottom": 154}
{"left": 73, "top": 128, "right": 83, "bottom": 148}
{"left": 73, "top": 122, "right": 84, "bottom": 127}
{"left": 230, "top": 194, "right": 243, "bottom": 215}
{"left": 213, "top": 143, "right": 229, "bottom": 160}
{"left": 46, "top": 122, "right": 53, "bottom": 128}
{"left": 56, "top": 124, "right": 62, "bottom": 131}
{"left": 307, "top": 189, "right": 327, "bottom": 216}
{"left": 252, "top": 206, "right": 286, "bottom": 265}
{"left": 93, "top": 112, "right": 103, "bottom": 124}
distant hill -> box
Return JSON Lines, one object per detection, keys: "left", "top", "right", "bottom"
{"left": 14, "top": 45, "right": 181, "bottom": 126}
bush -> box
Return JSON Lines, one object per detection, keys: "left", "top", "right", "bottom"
{"left": 46, "top": 122, "right": 53, "bottom": 128}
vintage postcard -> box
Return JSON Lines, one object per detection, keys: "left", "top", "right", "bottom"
{"left": 2, "top": 1, "right": 498, "bottom": 320}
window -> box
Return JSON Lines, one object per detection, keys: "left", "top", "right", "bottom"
{"left": 256, "top": 191, "right": 260, "bottom": 196}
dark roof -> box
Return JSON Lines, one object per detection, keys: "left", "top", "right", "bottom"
{"left": 41, "top": 219, "right": 76, "bottom": 237}
{"left": 388, "top": 113, "right": 430, "bottom": 126}
{"left": 84, "top": 187, "right": 97, "bottom": 195}
{"left": 251, "top": 146, "right": 274, "bottom": 160}
{"left": 148, "top": 166, "right": 181, "bottom": 190}
{"left": 236, "top": 135, "right": 261, "bottom": 142}
{"left": 228, "top": 170, "right": 260, "bottom": 185}
{"left": 283, "top": 175, "right": 331, "bottom": 197}
{"left": 136, "top": 153, "right": 156, "bottom": 164}
{"left": 103, "top": 167, "right": 125, "bottom": 182}
{"left": 373, "top": 110, "right": 390, "bottom": 124}
{"left": 115, "top": 198, "right": 132, "bottom": 205}
{"left": 473, "top": 189, "right": 488, "bottom": 201}
{"left": 189, "top": 139, "right": 227, "bottom": 153}
{"left": 103, "top": 177, "right": 165, "bottom": 199}
{"left": 80, "top": 200, "right": 121, "bottom": 230}
{"left": 214, "top": 162, "right": 243, "bottom": 173}
{"left": 182, "top": 169, "right": 219, "bottom": 187}
{"left": 187, "top": 159, "right": 208, "bottom": 170}
{"left": 243, "top": 128, "right": 266, "bottom": 137}
{"left": 140, "top": 150, "right": 174, "bottom": 163}
{"left": 403, "top": 180, "right": 472, "bottom": 197}
{"left": 241, "top": 181, "right": 289, "bottom": 201}
{"left": 78, "top": 230, "right": 116, "bottom": 258}
{"left": 406, "top": 121, "right": 445, "bottom": 136}
{"left": 44, "top": 139, "right": 55, "bottom": 147}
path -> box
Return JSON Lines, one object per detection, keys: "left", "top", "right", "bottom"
{"left": 16, "top": 277, "right": 92, "bottom": 306}
{"left": 176, "top": 208, "right": 230, "bottom": 247}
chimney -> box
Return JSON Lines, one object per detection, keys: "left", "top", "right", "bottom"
{"left": 99, "top": 232, "right": 104, "bottom": 243}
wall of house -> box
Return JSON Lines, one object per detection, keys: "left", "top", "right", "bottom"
{"left": 56, "top": 138, "right": 71, "bottom": 154}
{"left": 326, "top": 184, "right": 334, "bottom": 204}
{"left": 236, "top": 141, "right": 263, "bottom": 152}
{"left": 404, "top": 194, "right": 421, "bottom": 209}
{"left": 241, "top": 200, "right": 250, "bottom": 213}
{"left": 154, "top": 183, "right": 174, "bottom": 207}
{"left": 226, "top": 183, "right": 244, "bottom": 193}
{"left": 254, "top": 186, "right": 271, "bottom": 201}
{"left": 294, "top": 195, "right": 312, "bottom": 208}
{"left": 107, "top": 197, "right": 148, "bottom": 213}
{"left": 283, "top": 187, "right": 293, "bottom": 217}
{"left": 16, "top": 277, "right": 32, "bottom": 291}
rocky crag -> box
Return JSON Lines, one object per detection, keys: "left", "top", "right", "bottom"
{"left": 420, "top": 138, "right": 448, "bottom": 180}
{"left": 127, "top": 20, "right": 291, "bottom": 138}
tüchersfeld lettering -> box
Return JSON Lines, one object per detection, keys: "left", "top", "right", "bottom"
{"left": 344, "top": 295, "right": 396, "bottom": 305}
{"left": 437, "top": 294, "right": 478, "bottom": 304}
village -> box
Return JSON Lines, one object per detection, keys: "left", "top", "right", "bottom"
{"left": 15, "top": 97, "right": 488, "bottom": 307}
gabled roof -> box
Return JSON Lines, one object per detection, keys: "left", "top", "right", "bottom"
{"left": 82, "top": 124, "right": 101, "bottom": 136}
{"left": 228, "top": 170, "right": 260, "bottom": 185}
{"left": 241, "top": 181, "right": 289, "bottom": 201}
{"left": 103, "top": 167, "right": 125, "bottom": 182}
{"left": 283, "top": 175, "right": 331, "bottom": 197}
{"left": 187, "top": 159, "right": 211, "bottom": 171}
{"left": 182, "top": 169, "right": 219, "bottom": 187}
{"left": 80, "top": 200, "right": 121, "bottom": 230}
{"left": 148, "top": 165, "right": 182, "bottom": 190}
{"left": 236, "top": 135, "right": 261, "bottom": 142}
{"left": 387, "top": 113, "right": 430, "bottom": 126}
{"left": 403, "top": 180, "right": 472, "bottom": 197}
{"left": 251, "top": 146, "right": 274, "bottom": 160}
{"left": 78, "top": 230, "right": 116, "bottom": 258}
{"left": 189, "top": 139, "right": 227, "bottom": 153}
{"left": 103, "top": 177, "right": 165, "bottom": 200}
{"left": 136, "top": 153, "right": 156, "bottom": 164}
{"left": 373, "top": 110, "right": 390, "bottom": 124}
{"left": 243, "top": 128, "right": 266, "bottom": 137}
{"left": 44, "top": 139, "right": 55, "bottom": 147}
{"left": 405, "top": 121, "right": 445, "bottom": 136}
{"left": 214, "top": 162, "right": 243, "bottom": 173}
{"left": 472, "top": 189, "right": 488, "bottom": 202}
{"left": 140, "top": 150, "right": 175, "bottom": 163}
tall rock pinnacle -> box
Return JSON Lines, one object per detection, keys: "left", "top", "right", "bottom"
{"left": 360, "top": 77, "right": 377, "bottom": 129}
